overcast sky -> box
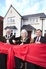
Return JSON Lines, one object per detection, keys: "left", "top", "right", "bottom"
{"left": 0, "top": 0, "right": 46, "bottom": 17}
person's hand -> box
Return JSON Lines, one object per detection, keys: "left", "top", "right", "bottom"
{"left": 35, "top": 41, "right": 41, "bottom": 44}
{"left": 12, "top": 40, "right": 16, "bottom": 44}
{"left": 20, "top": 43, "right": 23, "bottom": 45}
{"left": 6, "top": 40, "right": 10, "bottom": 44}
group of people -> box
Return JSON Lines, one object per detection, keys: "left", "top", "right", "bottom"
{"left": 0, "top": 29, "right": 46, "bottom": 69}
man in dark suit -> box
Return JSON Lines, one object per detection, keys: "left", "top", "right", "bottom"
{"left": 0, "top": 29, "right": 14, "bottom": 69}
{"left": 27, "top": 29, "right": 46, "bottom": 69}
{"left": 4, "top": 29, "right": 12, "bottom": 44}
{"left": 34, "top": 29, "right": 46, "bottom": 43}
{"left": 34, "top": 29, "right": 46, "bottom": 69}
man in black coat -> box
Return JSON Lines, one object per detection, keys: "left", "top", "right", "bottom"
{"left": 0, "top": 29, "right": 13, "bottom": 69}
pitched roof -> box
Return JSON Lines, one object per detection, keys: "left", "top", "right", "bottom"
{"left": 40, "top": 15, "right": 46, "bottom": 18}
{"left": 4, "top": 5, "right": 46, "bottom": 20}
{"left": 4, "top": 5, "right": 22, "bottom": 19}
{"left": 5, "top": 26, "right": 17, "bottom": 30}
{"left": 22, "top": 13, "right": 46, "bottom": 19}
{"left": 21, "top": 24, "right": 36, "bottom": 31}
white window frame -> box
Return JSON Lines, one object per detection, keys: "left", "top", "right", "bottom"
{"left": 7, "top": 17, "right": 15, "bottom": 23}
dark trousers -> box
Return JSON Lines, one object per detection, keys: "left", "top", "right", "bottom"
{"left": 20, "top": 60, "right": 25, "bottom": 69}
{"left": 14, "top": 57, "right": 26, "bottom": 69}
{"left": 15, "top": 57, "right": 21, "bottom": 69}
{"left": 27, "top": 62, "right": 35, "bottom": 69}
{"left": 34, "top": 65, "right": 46, "bottom": 69}
{"left": 27, "top": 62, "right": 46, "bottom": 69}
{"left": 0, "top": 54, "right": 7, "bottom": 69}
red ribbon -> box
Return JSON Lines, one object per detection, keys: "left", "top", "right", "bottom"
{"left": 0, "top": 42, "right": 46, "bottom": 69}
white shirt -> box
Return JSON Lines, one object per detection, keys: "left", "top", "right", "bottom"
{"left": 36, "top": 36, "right": 41, "bottom": 42}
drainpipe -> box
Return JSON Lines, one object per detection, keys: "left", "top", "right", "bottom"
{"left": 40, "top": 17, "right": 45, "bottom": 35}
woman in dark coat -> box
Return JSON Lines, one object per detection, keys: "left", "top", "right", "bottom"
{"left": 12, "top": 29, "right": 30, "bottom": 69}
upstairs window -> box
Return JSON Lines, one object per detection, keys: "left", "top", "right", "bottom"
{"left": 7, "top": 17, "right": 15, "bottom": 23}
{"left": 30, "top": 18, "right": 35, "bottom": 23}
{"left": 30, "top": 17, "right": 38, "bottom": 24}
{"left": 35, "top": 18, "right": 38, "bottom": 23}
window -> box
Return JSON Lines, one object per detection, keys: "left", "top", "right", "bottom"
{"left": 23, "top": 19, "right": 28, "bottom": 22}
{"left": 7, "top": 17, "right": 15, "bottom": 23}
{"left": 33, "top": 18, "right": 35, "bottom": 22}
{"left": 11, "top": 30, "right": 16, "bottom": 36}
{"left": 35, "top": 18, "right": 38, "bottom": 22}
{"left": 45, "top": 30, "right": 46, "bottom": 33}
{"left": 30, "top": 17, "right": 38, "bottom": 24}
{"left": 30, "top": 18, "right": 35, "bottom": 23}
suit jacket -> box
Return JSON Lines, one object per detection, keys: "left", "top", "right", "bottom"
{"left": 9, "top": 35, "right": 16, "bottom": 44}
{"left": 34, "top": 36, "right": 46, "bottom": 43}
{"left": 0, "top": 34, "right": 14, "bottom": 44}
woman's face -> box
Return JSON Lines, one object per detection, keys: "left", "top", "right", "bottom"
{"left": 21, "top": 32, "right": 26, "bottom": 38}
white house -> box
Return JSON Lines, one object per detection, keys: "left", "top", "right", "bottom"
{"left": 3, "top": 5, "right": 46, "bottom": 39}
{"left": 22, "top": 13, "right": 46, "bottom": 37}
{"left": 3, "top": 5, "right": 22, "bottom": 37}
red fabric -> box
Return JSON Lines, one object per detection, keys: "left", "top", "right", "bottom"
{"left": 7, "top": 47, "right": 15, "bottom": 69}
{"left": 0, "top": 43, "right": 15, "bottom": 69}
{"left": 0, "top": 42, "right": 46, "bottom": 69}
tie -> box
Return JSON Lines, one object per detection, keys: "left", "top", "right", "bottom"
{"left": 7, "top": 35, "right": 9, "bottom": 39}
{"left": 37, "top": 37, "right": 39, "bottom": 42}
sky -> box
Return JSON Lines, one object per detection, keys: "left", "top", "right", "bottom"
{"left": 0, "top": 0, "right": 46, "bottom": 17}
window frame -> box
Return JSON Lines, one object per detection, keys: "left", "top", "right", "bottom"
{"left": 7, "top": 16, "right": 15, "bottom": 24}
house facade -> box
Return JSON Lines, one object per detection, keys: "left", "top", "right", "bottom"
{"left": 3, "top": 5, "right": 46, "bottom": 39}
{"left": 3, "top": 5, "right": 21, "bottom": 37}
{"left": 22, "top": 13, "right": 46, "bottom": 37}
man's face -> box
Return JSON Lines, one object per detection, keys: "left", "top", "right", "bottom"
{"left": 6, "top": 31, "right": 11, "bottom": 35}
{"left": 36, "top": 30, "right": 42, "bottom": 37}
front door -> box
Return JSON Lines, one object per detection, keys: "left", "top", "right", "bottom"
{"left": 28, "top": 31, "right": 31, "bottom": 40}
